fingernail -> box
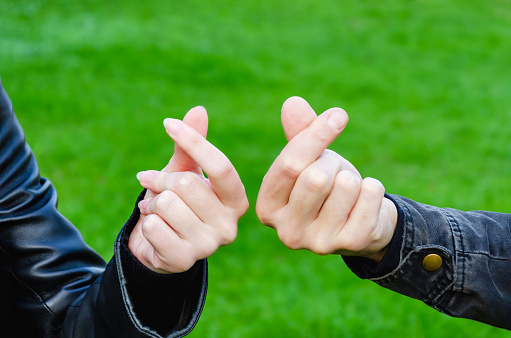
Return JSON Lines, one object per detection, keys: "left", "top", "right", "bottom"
{"left": 136, "top": 171, "right": 156, "bottom": 184}
{"left": 327, "top": 110, "right": 347, "bottom": 132}
{"left": 163, "top": 118, "right": 183, "bottom": 137}
{"left": 138, "top": 200, "right": 148, "bottom": 213}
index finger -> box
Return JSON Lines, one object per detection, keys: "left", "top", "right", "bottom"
{"left": 163, "top": 118, "right": 247, "bottom": 210}
{"left": 258, "top": 108, "right": 348, "bottom": 213}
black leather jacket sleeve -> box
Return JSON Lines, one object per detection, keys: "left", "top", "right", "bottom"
{"left": 0, "top": 79, "right": 207, "bottom": 337}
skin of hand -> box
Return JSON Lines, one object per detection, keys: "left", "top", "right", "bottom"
{"left": 256, "top": 97, "right": 398, "bottom": 262}
{"left": 128, "top": 106, "right": 249, "bottom": 274}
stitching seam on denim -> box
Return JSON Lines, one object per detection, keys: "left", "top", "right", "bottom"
{"left": 444, "top": 210, "right": 464, "bottom": 293}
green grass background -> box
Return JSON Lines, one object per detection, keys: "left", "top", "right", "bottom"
{"left": 2, "top": 0, "right": 511, "bottom": 336}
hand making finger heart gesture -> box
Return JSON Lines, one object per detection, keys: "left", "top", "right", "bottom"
{"left": 129, "top": 106, "right": 249, "bottom": 273}
{"left": 256, "top": 97, "right": 397, "bottom": 262}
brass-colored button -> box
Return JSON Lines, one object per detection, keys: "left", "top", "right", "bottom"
{"left": 422, "top": 254, "right": 443, "bottom": 271}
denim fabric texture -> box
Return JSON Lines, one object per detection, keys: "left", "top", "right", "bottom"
{"left": 345, "top": 194, "right": 511, "bottom": 330}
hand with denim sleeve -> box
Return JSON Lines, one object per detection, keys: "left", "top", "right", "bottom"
{"left": 128, "top": 106, "right": 249, "bottom": 274}
{"left": 256, "top": 97, "right": 398, "bottom": 261}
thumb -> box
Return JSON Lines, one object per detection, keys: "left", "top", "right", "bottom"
{"left": 164, "top": 106, "right": 208, "bottom": 174}
{"left": 281, "top": 96, "right": 317, "bottom": 141}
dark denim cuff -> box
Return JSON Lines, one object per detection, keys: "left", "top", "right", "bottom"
{"left": 367, "top": 194, "right": 455, "bottom": 304}
{"left": 342, "top": 194, "right": 404, "bottom": 279}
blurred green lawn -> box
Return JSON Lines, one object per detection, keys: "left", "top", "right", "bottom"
{"left": 2, "top": 0, "right": 511, "bottom": 336}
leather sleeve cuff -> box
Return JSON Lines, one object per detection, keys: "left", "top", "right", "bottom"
{"left": 117, "top": 189, "right": 207, "bottom": 337}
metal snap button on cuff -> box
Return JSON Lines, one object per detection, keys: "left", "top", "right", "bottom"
{"left": 422, "top": 254, "right": 443, "bottom": 271}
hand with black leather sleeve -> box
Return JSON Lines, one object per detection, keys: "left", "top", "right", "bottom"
{"left": 0, "top": 78, "right": 208, "bottom": 337}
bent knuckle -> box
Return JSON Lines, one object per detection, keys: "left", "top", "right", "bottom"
{"left": 154, "top": 190, "right": 178, "bottom": 212}
{"left": 304, "top": 231, "right": 337, "bottom": 256}
{"left": 238, "top": 196, "right": 250, "bottom": 215}
{"left": 309, "top": 239, "right": 332, "bottom": 256}
{"left": 197, "top": 237, "right": 219, "bottom": 258}
{"left": 336, "top": 170, "right": 362, "bottom": 194}
{"left": 229, "top": 189, "right": 249, "bottom": 217}
{"left": 142, "top": 214, "right": 160, "bottom": 236}
{"left": 277, "top": 227, "right": 303, "bottom": 250}
{"left": 216, "top": 220, "right": 238, "bottom": 245}
{"left": 213, "top": 160, "right": 234, "bottom": 179}
{"left": 362, "top": 177, "right": 385, "bottom": 198}
{"left": 280, "top": 156, "right": 306, "bottom": 180}
{"left": 223, "top": 225, "right": 238, "bottom": 244}
{"left": 255, "top": 202, "right": 273, "bottom": 225}
{"left": 303, "top": 166, "right": 332, "bottom": 192}
{"left": 175, "top": 172, "right": 198, "bottom": 191}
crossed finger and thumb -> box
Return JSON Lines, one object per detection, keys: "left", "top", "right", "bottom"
{"left": 144, "top": 106, "right": 208, "bottom": 200}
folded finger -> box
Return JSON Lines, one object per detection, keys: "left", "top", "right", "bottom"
{"left": 137, "top": 170, "right": 225, "bottom": 224}
{"left": 336, "top": 178, "right": 385, "bottom": 243}
{"left": 142, "top": 189, "right": 206, "bottom": 239}
{"left": 141, "top": 214, "right": 194, "bottom": 273}
{"left": 286, "top": 151, "right": 342, "bottom": 225}
{"left": 316, "top": 169, "right": 362, "bottom": 233}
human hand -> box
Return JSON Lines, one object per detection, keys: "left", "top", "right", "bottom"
{"left": 256, "top": 97, "right": 397, "bottom": 262}
{"left": 128, "top": 106, "right": 249, "bottom": 273}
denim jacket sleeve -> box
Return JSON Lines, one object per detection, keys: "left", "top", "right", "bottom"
{"left": 344, "top": 194, "right": 511, "bottom": 330}
{"left": 0, "top": 78, "right": 207, "bottom": 337}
